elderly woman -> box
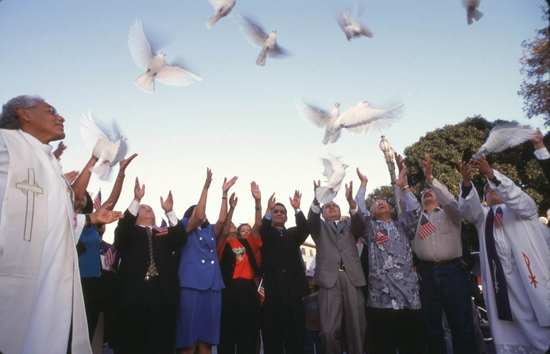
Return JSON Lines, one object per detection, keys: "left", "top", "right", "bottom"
{"left": 217, "top": 182, "right": 263, "bottom": 354}
{"left": 176, "top": 169, "right": 237, "bottom": 354}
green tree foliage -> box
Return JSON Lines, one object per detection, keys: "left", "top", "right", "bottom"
{"left": 518, "top": 5, "right": 550, "bottom": 127}
{"left": 365, "top": 116, "right": 550, "bottom": 251}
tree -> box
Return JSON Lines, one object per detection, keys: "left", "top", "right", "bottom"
{"left": 365, "top": 116, "right": 550, "bottom": 251}
{"left": 518, "top": 5, "right": 550, "bottom": 127}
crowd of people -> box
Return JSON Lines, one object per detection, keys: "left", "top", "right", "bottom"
{"left": 0, "top": 94, "right": 549, "bottom": 354}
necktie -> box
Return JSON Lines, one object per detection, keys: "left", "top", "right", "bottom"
{"left": 146, "top": 227, "right": 158, "bottom": 277}
{"left": 278, "top": 228, "right": 284, "bottom": 237}
{"left": 485, "top": 208, "right": 513, "bottom": 321}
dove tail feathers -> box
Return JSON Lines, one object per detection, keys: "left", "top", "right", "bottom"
{"left": 135, "top": 73, "right": 155, "bottom": 93}
{"left": 94, "top": 163, "right": 111, "bottom": 181}
{"left": 316, "top": 187, "right": 337, "bottom": 204}
{"left": 256, "top": 50, "right": 268, "bottom": 66}
{"left": 473, "top": 9, "right": 483, "bottom": 22}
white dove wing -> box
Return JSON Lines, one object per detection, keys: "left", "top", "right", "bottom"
{"left": 112, "top": 139, "right": 128, "bottom": 166}
{"left": 340, "top": 104, "right": 401, "bottom": 135}
{"left": 474, "top": 123, "right": 536, "bottom": 158}
{"left": 295, "top": 98, "right": 331, "bottom": 128}
{"left": 156, "top": 65, "right": 202, "bottom": 87}
{"left": 80, "top": 112, "right": 110, "bottom": 152}
{"left": 208, "top": 0, "right": 228, "bottom": 10}
{"left": 239, "top": 17, "right": 268, "bottom": 48}
{"left": 328, "top": 166, "right": 346, "bottom": 192}
{"left": 128, "top": 19, "right": 154, "bottom": 70}
{"left": 321, "top": 158, "right": 335, "bottom": 179}
{"left": 338, "top": 12, "right": 353, "bottom": 30}
{"left": 359, "top": 23, "right": 373, "bottom": 38}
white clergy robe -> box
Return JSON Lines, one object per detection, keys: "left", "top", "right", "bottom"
{"left": 0, "top": 129, "right": 91, "bottom": 354}
{"left": 459, "top": 171, "right": 550, "bottom": 354}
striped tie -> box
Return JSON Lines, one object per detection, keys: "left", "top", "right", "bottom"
{"left": 146, "top": 227, "right": 158, "bottom": 277}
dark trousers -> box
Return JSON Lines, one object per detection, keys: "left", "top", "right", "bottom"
{"left": 366, "top": 307, "right": 425, "bottom": 354}
{"left": 218, "top": 278, "right": 260, "bottom": 354}
{"left": 417, "top": 261, "right": 478, "bottom": 354}
{"left": 116, "top": 278, "right": 177, "bottom": 354}
{"left": 305, "top": 329, "right": 323, "bottom": 354}
{"left": 81, "top": 277, "right": 102, "bottom": 341}
{"left": 262, "top": 288, "right": 305, "bottom": 354}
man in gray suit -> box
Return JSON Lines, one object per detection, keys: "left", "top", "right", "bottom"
{"left": 307, "top": 180, "right": 367, "bottom": 354}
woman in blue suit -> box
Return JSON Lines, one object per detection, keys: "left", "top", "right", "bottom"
{"left": 176, "top": 168, "right": 237, "bottom": 354}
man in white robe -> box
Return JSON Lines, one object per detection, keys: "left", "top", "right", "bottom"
{"left": 0, "top": 95, "right": 123, "bottom": 354}
{"left": 458, "top": 156, "right": 550, "bottom": 354}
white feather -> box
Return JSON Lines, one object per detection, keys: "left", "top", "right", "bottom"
{"left": 295, "top": 97, "right": 332, "bottom": 128}
{"left": 128, "top": 19, "right": 153, "bottom": 70}
{"left": 315, "top": 157, "right": 348, "bottom": 204}
{"left": 237, "top": 16, "right": 268, "bottom": 49}
{"left": 473, "top": 123, "right": 537, "bottom": 159}
{"left": 338, "top": 101, "right": 402, "bottom": 135}
{"left": 156, "top": 66, "right": 203, "bottom": 87}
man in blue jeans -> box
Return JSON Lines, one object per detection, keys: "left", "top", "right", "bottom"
{"left": 411, "top": 154, "right": 478, "bottom": 354}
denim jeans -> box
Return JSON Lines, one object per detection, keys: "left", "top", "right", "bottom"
{"left": 417, "top": 260, "right": 479, "bottom": 354}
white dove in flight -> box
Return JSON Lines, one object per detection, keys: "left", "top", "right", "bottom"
{"left": 238, "top": 16, "right": 288, "bottom": 66}
{"left": 206, "top": 0, "right": 236, "bottom": 29}
{"left": 472, "top": 122, "right": 536, "bottom": 159}
{"left": 295, "top": 98, "right": 341, "bottom": 145}
{"left": 462, "top": 0, "right": 483, "bottom": 25}
{"left": 128, "top": 19, "right": 202, "bottom": 93}
{"left": 336, "top": 101, "right": 402, "bottom": 139}
{"left": 80, "top": 111, "right": 128, "bottom": 181}
{"left": 338, "top": 11, "right": 373, "bottom": 41}
{"left": 316, "top": 157, "right": 349, "bottom": 204}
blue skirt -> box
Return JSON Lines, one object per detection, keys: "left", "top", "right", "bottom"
{"left": 175, "top": 287, "right": 222, "bottom": 348}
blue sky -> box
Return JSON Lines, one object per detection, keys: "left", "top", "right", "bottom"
{"left": 0, "top": 0, "right": 547, "bottom": 242}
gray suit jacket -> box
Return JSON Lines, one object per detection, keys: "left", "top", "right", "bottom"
{"left": 308, "top": 207, "right": 366, "bottom": 288}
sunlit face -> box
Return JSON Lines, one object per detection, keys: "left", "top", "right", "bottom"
{"left": 238, "top": 224, "right": 251, "bottom": 238}
{"left": 272, "top": 205, "right": 288, "bottom": 227}
{"left": 485, "top": 186, "right": 503, "bottom": 206}
{"left": 322, "top": 201, "right": 341, "bottom": 221}
{"left": 21, "top": 103, "right": 65, "bottom": 143}
{"left": 229, "top": 222, "right": 237, "bottom": 234}
{"left": 136, "top": 204, "right": 155, "bottom": 226}
{"left": 421, "top": 188, "right": 438, "bottom": 206}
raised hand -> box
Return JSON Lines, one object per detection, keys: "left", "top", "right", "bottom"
{"left": 251, "top": 181, "right": 261, "bottom": 201}
{"left": 120, "top": 153, "right": 138, "bottom": 174}
{"left": 423, "top": 154, "right": 433, "bottom": 178}
{"left": 395, "top": 165, "right": 408, "bottom": 188}
{"left": 91, "top": 203, "right": 124, "bottom": 224}
{"left": 530, "top": 128, "right": 544, "bottom": 149}
{"left": 160, "top": 191, "right": 173, "bottom": 213}
{"left": 471, "top": 155, "right": 494, "bottom": 179}
{"left": 395, "top": 152, "right": 405, "bottom": 174}
{"left": 229, "top": 192, "right": 238, "bottom": 208}
{"left": 204, "top": 168, "right": 213, "bottom": 189}
{"left": 134, "top": 177, "right": 145, "bottom": 201}
{"left": 345, "top": 180, "right": 353, "bottom": 201}
{"left": 458, "top": 161, "right": 474, "bottom": 187}
{"left": 267, "top": 192, "right": 276, "bottom": 213}
{"left": 356, "top": 168, "right": 368, "bottom": 188}
{"left": 53, "top": 141, "right": 67, "bottom": 160}
{"left": 289, "top": 190, "right": 302, "bottom": 211}
{"left": 222, "top": 176, "right": 238, "bottom": 194}
{"left": 313, "top": 180, "right": 321, "bottom": 205}
{"left": 64, "top": 170, "right": 79, "bottom": 184}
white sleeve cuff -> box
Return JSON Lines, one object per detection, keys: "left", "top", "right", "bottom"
{"left": 166, "top": 210, "right": 178, "bottom": 227}
{"left": 349, "top": 205, "right": 358, "bottom": 215}
{"left": 534, "top": 147, "right": 550, "bottom": 160}
{"left": 311, "top": 203, "right": 321, "bottom": 214}
{"left": 128, "top": 200, "right": 140, "bottom": 216}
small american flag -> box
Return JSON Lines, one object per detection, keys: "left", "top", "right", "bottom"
{"left": 419, "top": 214, "right": 437, "bottom": 239}
{"left": 93, "top": 190, "right": 102, "bottom": 211}
{"left": 494, "top": 207, "right": 504, "bottom": 229}
{"left": 258, "top": 278, "right": 265, "bottom": 305}
{"left": 153, "top": 223, "right": 168, "bottom": 236}
{"left": 104, "top": 248, "right": 116, "bottom": 268}
{"left": 376, "top": 230, "right": 389, "bottom": 245}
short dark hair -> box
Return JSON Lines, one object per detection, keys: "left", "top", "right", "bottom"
{"left": 183, "top": 204, "right": 210, "bottom": 227}
{"left": 82, "top": 192, "right": 94, "bottom": 214}
{"left": 273, "top": 203, "right": 287, "bottom": 214}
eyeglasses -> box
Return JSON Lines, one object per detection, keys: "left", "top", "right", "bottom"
{"left": 29, "top": 105, "right": 59, "bottom": 117}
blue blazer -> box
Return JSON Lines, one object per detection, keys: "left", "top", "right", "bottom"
{"left": 177, "top": 218, "right": 225, "bottom": 291}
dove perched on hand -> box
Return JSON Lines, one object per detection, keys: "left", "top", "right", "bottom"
{"left": 295, "top": 98, "right": 341, "bottom": 145}
{"left": 206, "top": 0, "right": 236, "bottom": 29}
{"left": 316, "top": 157, "right": 349, "bottom": 204}
{"left": 338, "top": 11, "right": 373, "bottom": 41}
{"left": 462, "top": 0, "right": 483, "bottom": 25}
{"left": 128, "top": 19, "right": 202, "bottom": 93}
{"left": 472, "top": 122, "right": 537, "bottom": 159}
{"left": 80, "top": 111, "right": 128, "bottom": 180}
{"left": 237, "top": 16, "right": 288, "bottom": 66}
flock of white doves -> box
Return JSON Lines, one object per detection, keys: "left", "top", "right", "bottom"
{"left": 83, "top": 0, "right": 525, "bottom": 205}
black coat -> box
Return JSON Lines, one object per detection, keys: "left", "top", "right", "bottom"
{"left": 538, "top": 157, "right": 550, "bottom": 182}
{"left": 114, "top": 210, "right": 187, "bottom": 308}
{"left": 259, "top": 211, "right": 310, "bottom": 299}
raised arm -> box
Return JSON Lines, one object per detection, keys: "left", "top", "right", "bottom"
{"left": 395, "top": 164, "right": 420, "bottom": 212}
{"left": 424, "top": 154, "right": 461, "bottom": 225}
{"left": 346, "top": 180, "right": 364, "bottom": 240}
{"left": 308, "top": 180, "right": 322, "bottom": 241}
{"left": 290, "top": 190, "right": 309, "bottom": 246}
{"left": 102, "top": 153, "right": 137, "bottom": 211}
{"left": 531, "top": 128, "right": 550, "bottom": 181}
{"left": 161, "top": 190, "right": 188, "bottom": 249}
{"left": 115, "top": 177, "right": 144, "bottom": 251}
{"left": 457, "top": 161, "right": 485, "bottom": 228}
{"left": 354, "top": 168, "right": 369, "bottom": 215}
{"left": 217, "top": 193, "right": 237, "bottom": 252}
{"left": 250, "top": 182, "right": 262, "bottom": 239}
{"left": 187, "top": 168, "right": 212, "bottom": 233}
{"left": 214, "top": 176, "right": 238, "bottom": 237}
{"left": 72, "top": 140, "right": 103, "bottom": 200}
{"left": 259, "top": 193, "right": 276, "bottom": 246}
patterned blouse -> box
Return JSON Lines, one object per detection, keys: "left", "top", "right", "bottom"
{"left": 355, "top": 188, "right": 422, "bottom": 310}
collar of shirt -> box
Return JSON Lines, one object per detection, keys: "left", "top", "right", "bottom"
{"left": 21, "top": 130, "right": 53, "bottom": 155}
{"left": 137, "top": 225, "right": 153, "bottom": 230}
{"left": 423, "top": 206, "right": 442, "bottom": 214}
{"left": 375, "top": 219, "right": 392, "bottom": 228}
